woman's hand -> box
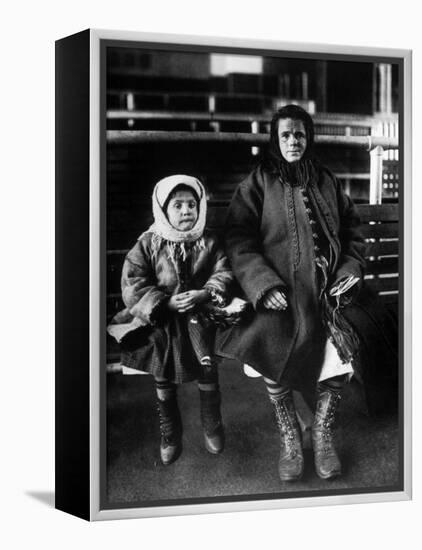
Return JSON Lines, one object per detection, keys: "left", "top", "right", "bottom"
{"left": 262, "top": 288, "right": 288, "bottom": 311}
{"left": 167, "top": 290, "right": 210, "bottom": 313}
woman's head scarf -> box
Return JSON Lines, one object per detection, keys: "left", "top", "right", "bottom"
{"left": 266, "top": 104, "right": 319, "bottom": 186}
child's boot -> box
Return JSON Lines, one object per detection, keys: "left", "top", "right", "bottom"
{"left": 198, "top": 385, "right": 225, "bottom": 454}
{"left": 268, "top": 388, "right": 304, "bottom": 481}
{"left": 155, "top": 381, "right": 182, "bottom": 465}
{"left": 312, "top": 377, "right": 344, "bottom": 479}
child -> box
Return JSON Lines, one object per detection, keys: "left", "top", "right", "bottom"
{"left": 109, "top": 175, "right": 233, "bottom": 465}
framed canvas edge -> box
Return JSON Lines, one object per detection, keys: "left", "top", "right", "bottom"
{"left": 90, "top": 27, "right": 410, "bottom": 58}
{"left": 88, "top": 28, "right": 412, "bottom": 521}
{"left": 91, "top": 490, "right": 411, "bottom": 522}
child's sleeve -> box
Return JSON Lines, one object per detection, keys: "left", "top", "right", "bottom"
{"left": 203, "top": 237, "right": 233, "bottom": 307}
{"left": 121, "top": 239, "right": 169, "bottom": 325}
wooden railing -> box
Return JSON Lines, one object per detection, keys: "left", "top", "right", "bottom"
{"left": 107, "top": 106, "right": 397, "bottom": 138}
{"left": 107, "top": 130, "right": 397, "bottom": 149}
{"left": 107, "top": 129, "right": 398, "bottom": 205}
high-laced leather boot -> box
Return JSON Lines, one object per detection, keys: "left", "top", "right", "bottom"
{"left": 269, "top": 391, "right": 304, "bottom": 481}
{"left": 312, "top": 385, "right": 342, "bottom": 479}
{"left": 199, "top": 389, "right": 225, "bottom": 454}
{"left": 156, "top": 394, "right": 183, "bottom": 465}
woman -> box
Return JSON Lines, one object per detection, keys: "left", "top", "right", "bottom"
{"left": 218, "top": 104, "right": 366, "bottom": 481}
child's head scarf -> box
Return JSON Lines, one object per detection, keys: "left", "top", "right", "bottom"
{"left": 141, "top": 175, "right": 207, "bottom": 261}
{"left": 149, "top": 174, "right": 207, "bottom": 243}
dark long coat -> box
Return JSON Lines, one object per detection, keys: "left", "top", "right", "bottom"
{"left": 217, "top": 163, "right": 366, "bottom": 387}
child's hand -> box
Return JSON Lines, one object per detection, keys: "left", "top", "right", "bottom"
{"left": 168, "top": 290, "right": 210, "bottom": 313}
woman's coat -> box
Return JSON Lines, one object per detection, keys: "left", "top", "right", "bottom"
{"left": 217, "top": 164, "right": 366, "bottom": 387}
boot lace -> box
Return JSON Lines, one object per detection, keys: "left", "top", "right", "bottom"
{"left": 319, "top": 392, "right": 341, "bottom": 454}
{"left": 200, "top": 391, "right": 222, "bottom": 435}
{"left": 272, "top": 397, "right": 300, "bottom": 458}
{"left": 156, "top": 401, "right": 179, "bottom": 445}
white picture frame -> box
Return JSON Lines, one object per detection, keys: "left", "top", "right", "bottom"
{"left": 55, "top": 28, "right": 412, "bottom": 521}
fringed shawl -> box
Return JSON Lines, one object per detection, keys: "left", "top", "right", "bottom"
{"left": 316, "top": 256, "right": 360, "bottom": 365}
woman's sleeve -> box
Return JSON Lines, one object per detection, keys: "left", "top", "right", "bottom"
{"left": 332, "top": 178, "right": 367, "bottom": 286}
{"left": 225, "top": 170, "right": 287, "bottom": 308}
{"left": 121, "top": 240, "right": 169, "bottom": 325}
{"left": 202, "top": 237, "right": 234, "bottom": 306}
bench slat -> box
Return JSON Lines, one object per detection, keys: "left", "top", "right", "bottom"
{"left": 356, "top": 204, "right": 398, "bottom": 223}
{"left": 106, "top": 256, "right": 400, "bottom": 296}
{"left": 377, "top": 292, "right": 399, "bottom": 304}
{"left": 107, "top": 206, "right": 400, "bottom": 245}
{"left": 365, "top": 277, "right": 399, "bottom": 293}
{"left": 360, "top": 223, "right": 398, "bottom": 239}
{"left": 365, "top": 258, "right": 399, "bottom": 276}
{"left": 365, "top": 240, "right": 398, "bottom": 257}
{"left": 107, "top": 240, "right": 400, "bottom": 260}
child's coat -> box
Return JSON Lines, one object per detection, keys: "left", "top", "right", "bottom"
{"left": 109, "top": 171, "right": 233, "bottom": 383}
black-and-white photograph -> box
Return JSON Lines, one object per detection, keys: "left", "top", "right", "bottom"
{"left": 103, "top": 40, "right": 402, "bottom": 509}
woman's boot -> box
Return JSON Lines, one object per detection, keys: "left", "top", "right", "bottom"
{"left": 312, "top": 378, "right": 343, "bottom": 479}
{"left": 198, "top": 386, "right": 225, "bottom": 454}
{"left": 155, "top": 381, "right": 182, "bottom": 465}
{"left": 267, "top": 386, "right": 304, "bottom": 481}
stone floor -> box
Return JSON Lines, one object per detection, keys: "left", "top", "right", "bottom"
{"left": 105, "top": 360, "right": 401, "bottom": 507}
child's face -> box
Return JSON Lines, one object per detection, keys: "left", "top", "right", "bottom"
{"left": 166, "top": 190, "right": 198, "bottom": 231}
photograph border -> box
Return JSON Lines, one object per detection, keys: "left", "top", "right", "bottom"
{"left": 89, "top": 28, "right": 412, "bottom": 521}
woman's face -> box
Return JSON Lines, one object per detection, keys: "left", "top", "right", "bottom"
{"left": 166, "top": 190, "right": 198, "bottom": 231}
{"left": 277, "top": 118, "right": 307, "bottom": 163}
